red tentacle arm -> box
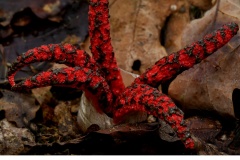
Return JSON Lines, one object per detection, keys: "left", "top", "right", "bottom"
{"left": 7, "top": 43, "right": 115, "bottom": 115}
{"left": 11, "top": 66, "right": 114, "bottom": 115}
{"left": 134, "top": 22, "right": 239, "bottom": 87}
{"left": 113, "top": 84, "right": 194, "bottom": 149}
{"left": 8, "top": 43, "right": 97, "bottom": 86}
{"left": 89, "top": 0, "right": 125, "bottom": 96}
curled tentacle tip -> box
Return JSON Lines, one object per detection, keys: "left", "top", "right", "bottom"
{"left": 8, "top": 75, "right": 15, "bottom": 87}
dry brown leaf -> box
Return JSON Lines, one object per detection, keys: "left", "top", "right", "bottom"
{"left": 192, "top": 135, "right": 226, "bottom": 155}
{"left": 158, "top": 119, "right": 179, "bottom": 142}
{"left": 32, "top": 87, "right": 52, "bottom": 105}
{"left": 0, "top": 119, "right": 35, "bottom": 155}
{"left": 186, "top": 116, "right": 222, "bottom": 142}
{"left": 95, "top": 122, "right": 159, "bottom": 140}
{"left": 185, "top": 116, "right": 227, "bottom": 154}
{"left": 54, "top": 102, "right": 80, "bottom": 136}
{"left": 109, "top": 0, "right": 169, "bottom": 73}
{"left": 0, "top": 89, "right": 40, "bottom": 128}
{"left": 168, "top": 0, "right": 240, "bottom": 118}
{"left": 188, "top": 0, "right": 217, "bottom": 10}
{"left": 162, "top": 0, "right": 191, "bottom": 54}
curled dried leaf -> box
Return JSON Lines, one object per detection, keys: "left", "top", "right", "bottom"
{"left": 0, "top": 119, "right": 35, "bottom": 155}
{"left": 0, "top": 89, "right": 40, "bottom": 128}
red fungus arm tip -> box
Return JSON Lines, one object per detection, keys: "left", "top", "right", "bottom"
{"left": 11, "top": 66, "right": 114, "bottom": 115}
{"left": 7, "top": 43, "right": 95, "bottom": 86}
{"left": 134, "top": 22, "right": 239, "bottom": 87}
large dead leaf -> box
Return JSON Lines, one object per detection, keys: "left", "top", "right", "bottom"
{"left": 188, "top": 0, "right": 217, "bottom": 10}
{"left": 0, "top": 119, "right": 35, "bottom": 155}
{"left": 168, "top": 0, "right": 240, "bottom": 118}
{"left": 161, "top": 0, "right": 190, "bottom": 54}
{"left": 0, "top": 89, "right": 40, "bottom": 128}
{"left": 109, "top": 0, "right": 169, "bottom": 73}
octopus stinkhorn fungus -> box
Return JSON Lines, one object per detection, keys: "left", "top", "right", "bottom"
{"left": 7, "top": 0, "right": 239, "bottom": 149}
